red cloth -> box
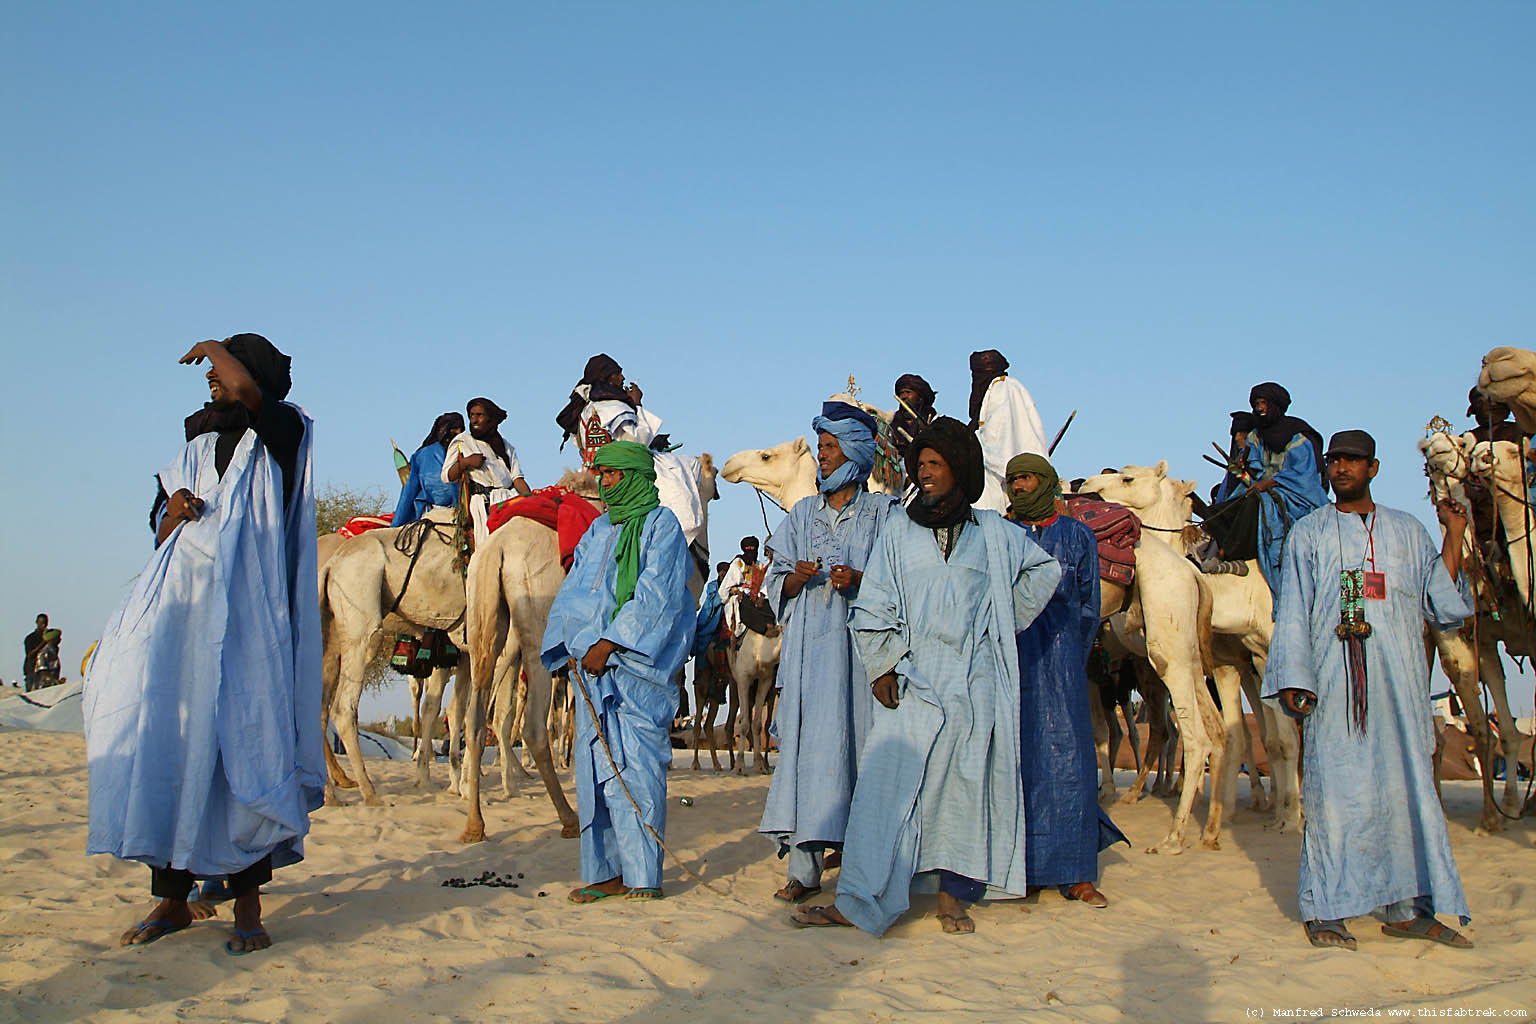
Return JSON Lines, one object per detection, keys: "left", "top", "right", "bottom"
{"left": 484, "top": 486, "right": 602, "bottom": 569}
{"left": 1063, "top": 495, "right": 1141, "bottom": 587}
{"left": 338, "top": 513, "right": 393, "bottom": 537}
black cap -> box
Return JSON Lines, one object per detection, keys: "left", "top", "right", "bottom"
{"left": 1325, "top": 429, "right": 1376, "bottom": 460}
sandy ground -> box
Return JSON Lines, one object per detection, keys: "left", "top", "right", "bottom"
{"left": 1, "top": 727, "right": 1533, "bottom": 1023}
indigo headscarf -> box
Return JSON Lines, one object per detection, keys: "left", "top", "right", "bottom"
{"left": 904, "top": 416, "right": 985, "bottom": 528}
{"left": 811, "top": 401, "right": 878, "bottom": 494}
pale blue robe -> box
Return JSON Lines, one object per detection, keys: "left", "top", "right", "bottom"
{"left": 541, "top": 507, "right": 695, "bottom": 889}
{"left": 85, "top": 409, "right": 325, "bottom": 875}
{"left": 758, "top": 488, "right": 896, "bottom": 884}
{"left": 835, "top": 510, "right": 1061, "bottom": 935}
{"left": 1262, "top": 504, "right": 1474, "bottom": 925}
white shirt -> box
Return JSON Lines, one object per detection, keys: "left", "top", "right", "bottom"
{"left": 976, "top": 375, "right": 1047, "bottom": 513}
{"left": 440, "top": 431, "right": 521, "bottom": 491}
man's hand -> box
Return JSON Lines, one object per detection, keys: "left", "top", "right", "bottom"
{"left": 828, "top": 564, "right": 862, "bottom": 592}
{"left": 167, "top": 488, "right": 205, "bottom": 523}
{"left": 462, "top": 453, "right": 486, "bottom": 469}
{"left": 1250, "top": 478, "right": 1278, "bottom": 494}
{"left": 1279, "top": 688, "right": 1317, "bottom": 718}
{"left": 580, "top": 639, "right": 620, "bottom": 677}
{"left": 872, "top": 673, "right": 899, "bottom": 709}
{"left": 178, "top": 339, "right": 221, "bottom": 365}
{"left": 625, "top": 382, "right": 643, "bottom": 405}
{"left": 1435, "top": 498, "right": 1468, "bottom": 536}
{"left": 782, "top": 559, "right": 820, "bottom": 599}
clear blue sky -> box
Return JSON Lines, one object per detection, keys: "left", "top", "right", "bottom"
{"left": 4, "top": 3, "right": 1532, "bottom": 714}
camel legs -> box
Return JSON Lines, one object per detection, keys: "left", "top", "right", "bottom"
{"left": 494, "top": 673, "right": 522, "bottom": 799}
{"left": 1240, "top": 659, "right": 1301, "bottom": 831}
{"left": 459, "top": 670, "right": 492, "bottom": 843}
{"left": 1432, "top": 626, "right": 1507, "bottom": 833}
{"left": 690, "top": 658, "right": 724, "bottom": 772}
{"left": 413, "top": 666, "right": 452, "bottom": 790}
{"left": 1090, "top": 687, "right": 1117, "bottom": 804}
{"left": 446, "top": 663, "right": 469, "bottom": 796}
{"left": 726, "top": 671, "right": 745, "bottom": 775}
{"left": 320, "top": 647, "right": 357, "bottom": 797}
{"left": 332, "top": 637, "right": 382, "bottom": 806}
{"left": 756, "top": 685, "right": 778, "bottom": 775}
{"left": 1119, "top": 694, "right": 1142, "bottom": 776}
{"left": 1475, "top": 630, "right": 1527, "bottom": 820}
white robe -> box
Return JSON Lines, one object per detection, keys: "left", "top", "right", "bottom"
{"left": 441, "top": 431, "right": 522, "bottom": 545}
{"left": 579, "top": 399, "right": 706, "bottom": 550}
{"left": 975, "top": 375, "right": 1047, "bottom": 513}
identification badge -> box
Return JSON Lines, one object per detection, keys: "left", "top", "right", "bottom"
{"left": 1363, "top": 571, "right": 1386, "bottom": 600}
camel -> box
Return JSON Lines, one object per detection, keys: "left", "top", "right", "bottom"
{"left": 1478, "top": 346, "right": 1536, "bottom": 434}
{"left": 1419, "top": 428, "right": 1532, "bottom": 828}
{"left": 1080, "top": 464, "right": 1304, "bottom": 831}
{"left": 319, "top": 507, "right": 468, "bottom": 806}
{"left": 688, "top": 646, "right": 732, "bottom": 771}
{"left": 726, "top": 627, "right": 782, "bottom": 775}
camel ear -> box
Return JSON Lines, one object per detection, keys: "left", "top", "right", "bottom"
{"left": 698, "top": 452, "right": 714, "bottom": 474}
{"left": 1416, "top": 437, "right": 1431, "bottom": 455}
{"left": 1179, "top": 479, "right": 1198, "bottom": 496}
{"left": 1154, "top": 460, "right": 1169, "bottom": 478}
{"left": 794, "top": 437, "right": 810, "bottom": 454}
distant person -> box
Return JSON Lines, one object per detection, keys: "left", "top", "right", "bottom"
{"left": 22, "top": 614, "right": 48, "bottom": 691}
{"left": 968, "top": 350, "right": 1047, "bottom": 513}
{"left": 890, "top": 373, "right": 938, "bottom": 459}
{"left": 1264, "top": 430, "right": 1475, "bottom": 951}
{"left": 444, "top": 398, "right": 531, "bottom": 545}
{"left": 85, "top": 334, "right": 324, "bottom": 955}
{"left": 1466, "top": 386, "right": 1523, "bottom": 445}
{"left": 556, "top": 353, "right": 706, "bottom": 550}
{"left": 791, "top": 418, "right": 1060, "bottom": 935}
{"left": 719, "top": 536, "right": 763, "bottom": 642}
{"left": 542, "top": 441, "right": 695, "bottom": 904}
{"left": 393, "top": 411, "right": 464, "bottom": 527}
{"left": 30, "top": 627, "right": 62, "bottom": 690}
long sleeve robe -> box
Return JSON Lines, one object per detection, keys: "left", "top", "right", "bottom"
{"left": 976, "top": 376, "right": 1048, "bottom": 513}
{"left": 835, "top": 510, "right": 1061, "bottom": 935}
{"left": 393, "top": 443, "right": 459, "bottom": 526}
{"left": 1262, "top": 504, "right": 1474, "bottom": 925}
{"left": 1013, "top": 514, "right": 1127, "bottom": 887}
{"left": 579, "top": 400, "right": 706, "bottom": 550}
{"left": 85, "top": 407, "right": 325, "bottom": 876}
{"left": 541, "top": 506, "right": 695, "bottom": 889}
{"left": 758, "top": 489, "right": 896, "bottom": 860}
{"left": 1239, "top": 433, "right": 1328, "bottom": 599}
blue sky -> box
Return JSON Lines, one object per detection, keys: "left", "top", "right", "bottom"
{"left": 4, "top": 2, "right": 1532, "bottom": 714}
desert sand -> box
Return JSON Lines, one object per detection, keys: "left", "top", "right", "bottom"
{"left": 1, "top": 726, "right": 1532, "bottom": 1023}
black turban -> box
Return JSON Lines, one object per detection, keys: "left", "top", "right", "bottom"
{"left": 968, "top": 349, "right": 1010, "bottom": 428}
{"left": 224, "top": 333, "right": 292, "bottom": 400}
{"left": 583, "top": 353, "right": 623, "bottom": 387}
{"left": 894, "top": 373, "right": 936, "bottom": 411}
{"left": 466, "top": 397, "right": 511, "bottom": 465}
{"left": 892, "top": 374, "right": 938, "bottom": 457}
{"left": 1248, "top": 382, "right": 1325, "bottom": 485}
{"left": 1228, "top": 411, "right": 1255, "bottom": 435}
{"left": 904, "top": 416, "right": 985, "bottom": 527}
{"left": 421, "top": 411, "right": 464, "bottom": 449}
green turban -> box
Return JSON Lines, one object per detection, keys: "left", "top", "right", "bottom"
{"left": 1006, "top": 452, "right": 1059, "bottom": 523}
{"left": 593, "top": 441, "right": 661, "bottom": 615}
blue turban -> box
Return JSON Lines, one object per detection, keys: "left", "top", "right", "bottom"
{"left": 811, "top": 401, "right": 878, "bottom": 494}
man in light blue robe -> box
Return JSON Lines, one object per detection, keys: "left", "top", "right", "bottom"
{"left": 759, "top": 402, "right": 896, "bottom": 904}
{"left": 393, "top": 411, "right": 463, "bottom": 526}
{"left": 1005, "top": 454, "right": 1128, "bottom": 907}
{"left": 791, "top": 418, "right": 1060, "bottom": 936}
{"left": 1232, "top": 382, "right": 1329, "bottom": 600}
{"left": 86, "top": 335, "right": 324, "bottom": 955}
{"left": 1264, "top": 429, "right": 1475, "bottom": 951}
{"left": 542, "top": 441, "right": 695, "bottom": 904}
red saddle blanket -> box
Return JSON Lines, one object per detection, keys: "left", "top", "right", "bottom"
{"left": 338, "top": 513, "right": 394, "bottom": 537}
{"left": 485, "top": 486, "right": 602, "bottom": 569}
{"left": 1063, "top": 495, "right": 1141, "bottom": 588}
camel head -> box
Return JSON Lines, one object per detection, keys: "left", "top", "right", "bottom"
{"left": 555, "top": 468, "right": 601, "bottom": 501}
{"left": 722, "top": 437, "right": 816, "bottom": 509}
{"left": 1480, "top": 347, "right": 1536, "bottom": 434}
{"left": 1078, "top": 461, "right": 1197, "bottom": 520}
{"left": 1467, "top": 438, "right": 1524, "bottom": 489}
{"left": 1418, "top": 430, "right": 1471, "bottom": 504}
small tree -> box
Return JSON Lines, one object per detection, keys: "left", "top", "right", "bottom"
{"left": 315, "top": 481, "right": 396, "bottom": 691}
{"left": 315, "top": 483, "right": 391, "bottom": 536}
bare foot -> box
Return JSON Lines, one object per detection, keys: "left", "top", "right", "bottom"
{"left": 773, "top": 880, "right": 822, "bottom": 904}
{"left": 790, "top": 904, "right": 854, "bottom": 928}
{"left": 225, "top": 891, "right": 271, "bottom": 954}
{"left": 119, "top": 898, "right": 193, "bottom": 947}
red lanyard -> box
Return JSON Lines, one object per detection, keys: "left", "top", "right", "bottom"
{"left": 1363, "top": 511, "right": 1378, "bottom": 571}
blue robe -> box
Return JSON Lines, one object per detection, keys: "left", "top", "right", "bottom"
{"left": 692, "top": 578, "right": 723, "bottom": 658}
{"left": 836, "top": 510, "right": 1061, "bottom": 935}
{"left": 393, "top": 443, "right": 459, "bottom": 526}
{"left": 85, "top": 409, "right": 325, "bottom": 876}
{"left": 1013, "top": 514, "right": 1127, "bottom": 887}
{"left": 758, "top": 489, "right": 896, "bottom": 863}
{"left": 1262, "top": 504, "right": 1474, "bottom": 925}
{"left": 1236, "top": 433, "right": 1328, "bottom": 599}
{"left": 541, "top": 506, "right": 695, "bottom": 889}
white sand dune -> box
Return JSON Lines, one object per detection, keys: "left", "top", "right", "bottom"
{"left": 0, "top": 727, "right": 1531, "bottom": 1023}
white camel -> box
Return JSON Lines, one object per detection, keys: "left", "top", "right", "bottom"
{"left": 1478, "top": 346, "right": 1536, "bottom": 434}
{"left": 1420, "top": 429, "right": 1532, "bottom": 828}
{"left": 719, "top": 393, "right": 901, "bottom": 512}
{"left": 319, "top": 507, "right": 468, "bottom": 806}
{"left": 727, "top": 628, "right": 781, "bottom": 775}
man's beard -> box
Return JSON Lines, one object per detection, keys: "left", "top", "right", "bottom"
{"left": 1332, "top": 479, "right": 1370, "bottom": 503}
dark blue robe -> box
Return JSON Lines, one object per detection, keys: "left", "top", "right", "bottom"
{"left": 1012, "top": 514, "right": 1127, "bottom": 887}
